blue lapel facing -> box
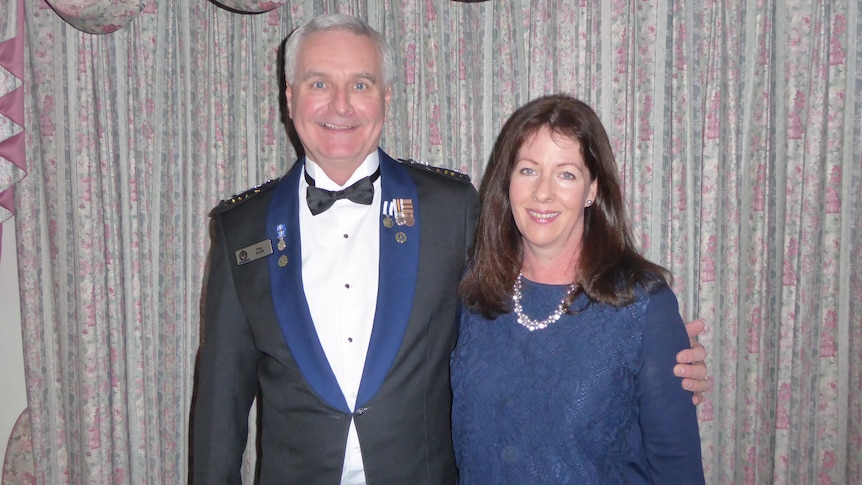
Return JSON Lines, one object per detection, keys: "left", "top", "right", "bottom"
{"left": 356, "top": 150, "right": 420, "bottom": 407}
{"left": 266, "top": 161, "right": 350, "bottom": 413}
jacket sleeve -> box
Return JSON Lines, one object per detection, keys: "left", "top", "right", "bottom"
{"left": 190, "top": 214, "right": 260, "bottom": 484}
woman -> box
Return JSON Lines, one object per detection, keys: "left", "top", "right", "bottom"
{"left": 451, "top": 94, "right": 705, "bottom": 484}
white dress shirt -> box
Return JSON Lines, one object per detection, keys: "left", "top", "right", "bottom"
{"left": 299, "top": 153, "right": 381, "bottom": 485}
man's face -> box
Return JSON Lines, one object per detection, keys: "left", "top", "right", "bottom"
{"left": 286, "top": 30, "right": 391, "bottom": 182}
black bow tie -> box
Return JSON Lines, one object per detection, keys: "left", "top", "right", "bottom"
{"left": 305, "top": 167, "right": 381, "bottom": 215}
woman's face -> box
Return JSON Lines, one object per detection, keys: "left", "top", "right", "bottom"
{"left": 508, "top": 127, "right": 597, "bottom": 264}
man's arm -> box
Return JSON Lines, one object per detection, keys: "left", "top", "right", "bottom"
{"left": 190, "top": 216, "right": 259, "bottom": 484}
{"left": 675, "top": 319, "right": 710, "bottom": 405}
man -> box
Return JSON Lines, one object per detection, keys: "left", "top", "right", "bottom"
{"left": 191, "top": 13, "right": 708, "bottom": 484}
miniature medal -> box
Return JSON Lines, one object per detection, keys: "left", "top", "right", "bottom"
{"left": 394, "top": 199, "right": 406, "bottom": 226}
{"left": 276, "top": 224, "right": 287, "bottom": 251}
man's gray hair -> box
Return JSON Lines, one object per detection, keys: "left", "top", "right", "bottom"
{"left": 283, "top": 14, "right": 395, "bottom": 88}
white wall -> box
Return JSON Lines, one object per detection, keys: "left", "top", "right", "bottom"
{"left": 0, "top": 217, "right": 27, "bottom": 465}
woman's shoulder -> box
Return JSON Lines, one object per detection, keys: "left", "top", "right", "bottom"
{"left": 622, "top": 276, "right": 675, "bottom": 306}
{"left": 640, "top": 282, "right": 680, "bottom": 313}
{"left": 612, "top": 281, "right": 681, "bottom": 332}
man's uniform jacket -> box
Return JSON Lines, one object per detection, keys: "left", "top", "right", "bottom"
{"left": 191, "top": 149, "right": 479, "bottom": 484}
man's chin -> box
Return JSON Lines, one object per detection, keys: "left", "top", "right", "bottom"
{"left": 316, "top": 148, "right": 375, "bottom": 164}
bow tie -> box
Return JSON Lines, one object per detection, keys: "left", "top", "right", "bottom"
{"left": 305, "top": 167, "right": 381, "bottom": 215}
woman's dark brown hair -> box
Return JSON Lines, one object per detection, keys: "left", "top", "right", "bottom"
{"left": 459, "top": 94, "right": 670, "bottom": 318}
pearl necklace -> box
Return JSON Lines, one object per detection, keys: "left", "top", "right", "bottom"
{"left": 512, "top": 273, "right": 577, "bottom": 331}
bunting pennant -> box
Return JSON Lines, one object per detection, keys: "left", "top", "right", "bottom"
{"left": 0, "top": 0, "right": 26, "bottom": 259}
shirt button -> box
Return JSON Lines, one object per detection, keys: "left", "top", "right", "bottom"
{"left": 343, "top": 233, "right": 349, "bottom": 239}
{"left": 347, "top": 337, "right": 353, "bottom": 343}
{"left": 344, "top": 283, "right": 350, "bottom": 289}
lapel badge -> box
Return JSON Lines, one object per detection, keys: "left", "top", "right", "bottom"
{"left": 278, "top": 255, "right": 288, "bottom": 267}
{"left": 235, "top": 239, "right": 273, "bottom": 265}
{"left": 394, "top": 199, "right": 415, "bottom": 227}
{"left": 276, "top": 224, "right": 287, "bottom": 251}
{"left": 395, "top": 231, "right": 407, "bottom": 244}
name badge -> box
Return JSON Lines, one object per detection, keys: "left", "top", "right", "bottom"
{"left": 235, "top": 239, "right": 273, "bottom": 265}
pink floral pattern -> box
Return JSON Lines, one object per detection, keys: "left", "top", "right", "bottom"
{"left": 2, "top": 409, "right": 35, "bottom": 484}
{"left": 4, "top": 1, "right": 861, "bottom": 484}
{"left": 44, "top": 0, "right": 149, "bottom": 34}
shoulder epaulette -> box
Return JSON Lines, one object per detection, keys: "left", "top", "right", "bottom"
{"left": 210, "top": 178, "right": 281, "bottom": 216}
{"left": 397, "top": 158, "right": 472, "bottom": 183}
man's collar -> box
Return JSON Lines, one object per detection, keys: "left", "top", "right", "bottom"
{"left": 304, "top": 150, "right": 381, "bottom": 191}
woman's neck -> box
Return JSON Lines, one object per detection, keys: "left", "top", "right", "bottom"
{"left": 520, "top": 252, "right": 579, "bottom": 285}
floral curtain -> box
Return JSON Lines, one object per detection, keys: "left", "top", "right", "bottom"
{"left": 7, "top": 0, "right": 861, "bottom": 483}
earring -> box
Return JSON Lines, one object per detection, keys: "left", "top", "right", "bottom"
{"left": 586, "top": 200, "right": 593, "bottom": 206}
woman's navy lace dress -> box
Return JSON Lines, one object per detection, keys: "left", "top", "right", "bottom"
{"left": 450, "top": 279, "right": 705, "bottom": 484}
